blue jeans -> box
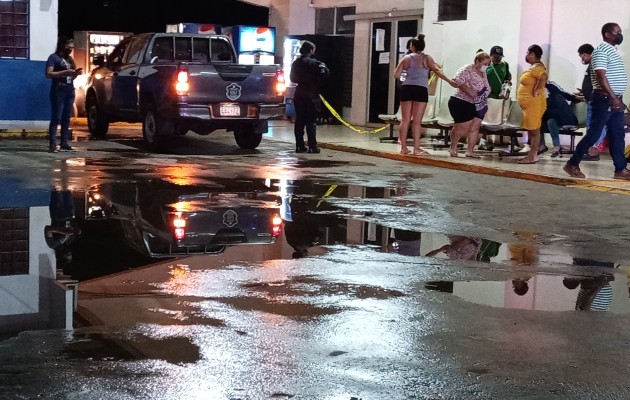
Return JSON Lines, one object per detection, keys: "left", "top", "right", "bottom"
{"left": 569, "top": 92, "right": 627, "bottom": 172}
{"left": 585, "top": 103, "right": 607, "bottom": 146}
{"left": 542, "top": 119, "right": 561, "bottom": 147}
{"left": 48, "top": 84, "right": 75, "bottom": 149}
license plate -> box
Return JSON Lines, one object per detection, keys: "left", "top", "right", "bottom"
{"left": 219, "top": 105, "right": 240, "bottom": 116}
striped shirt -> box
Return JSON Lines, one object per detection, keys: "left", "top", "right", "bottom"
{"left": 591, "top": 41, "right": 627, "bottom": 95}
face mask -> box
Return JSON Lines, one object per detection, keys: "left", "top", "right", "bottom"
{"left": 614, "top": 33, "right": 624, "bottom": 45}
{"left": 480, "top": 65, "right": 488, "bottom": 72}
{"left": 62, "top": 48, "right": 72, "bottom": 57}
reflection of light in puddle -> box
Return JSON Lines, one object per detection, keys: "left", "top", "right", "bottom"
{"left": 425, "top": 272, "right": 630, "bottom": 314}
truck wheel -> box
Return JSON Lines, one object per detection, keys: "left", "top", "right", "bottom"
{"left": 234, "top": 126, "right": 262, "bottom": 149}
{"left": 86, "top": 99, "right": 109, "bottom": 138}
{"left": 143, "top": 104, "right": 173, "bottom": 152}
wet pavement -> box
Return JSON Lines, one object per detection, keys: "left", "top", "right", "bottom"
{"left": 1, "top": 121, "right": 630, "bottom": 398}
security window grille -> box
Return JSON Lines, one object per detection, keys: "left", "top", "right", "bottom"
{"left": 0, "top": 208, "right": 29, "bottom": 276}
{"left": 438, "top": 0, "right": 468, "bottom": 22}
{"left": 0, "top": 0, "right": 28, "bottom": 59}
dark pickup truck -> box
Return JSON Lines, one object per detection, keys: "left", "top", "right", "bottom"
{"left": 85, "top": 33, "right": 286, "bottom": 150}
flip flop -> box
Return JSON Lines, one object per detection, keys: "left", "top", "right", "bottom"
{"left": 518, "top": 158, "right": 539, "bottom": 164}
{"left": 465, "top": 153, "right": 481, "bottom": 159}
{"left": 400, "top": 148, "right": 410, "bottom": 155}
{"left": 414, "top": 149, "right": 430, "bottom": 156}
{"left": 449, "top": 150, "right": 458, "bottom": 157}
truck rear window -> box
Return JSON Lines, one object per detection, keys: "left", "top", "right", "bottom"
{"left": 150, "top": 36, "right": 234, "bottom": 63}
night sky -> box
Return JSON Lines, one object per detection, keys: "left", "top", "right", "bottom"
{"left": 58, "top": 0, "right": 269, "bottom": 37}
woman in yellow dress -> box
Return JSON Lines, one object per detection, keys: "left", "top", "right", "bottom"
{"left": 517, "top": 44, "right": 547, "bottom": 164}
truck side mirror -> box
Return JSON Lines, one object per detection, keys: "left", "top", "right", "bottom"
{"left": 92, "top": 54, "right": 105, "bottom": 67}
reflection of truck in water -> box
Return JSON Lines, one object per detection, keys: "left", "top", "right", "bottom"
{"left": 85, "top": 32, "right": 286, "bottom": 151}
{"left": 86, "top": 179, "right": 283, "bottom": 257}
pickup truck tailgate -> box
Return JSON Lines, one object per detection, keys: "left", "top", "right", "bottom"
{"left": 186, "top": 64, "right": 283, "bottom": 105}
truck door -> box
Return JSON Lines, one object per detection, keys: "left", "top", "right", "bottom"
{"left": 111, "top": 37, "right": 144, "bottom": 112}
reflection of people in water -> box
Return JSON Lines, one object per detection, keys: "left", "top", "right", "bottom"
{"left": 44, "top": 189, "right": 80, "bottom": 269}
{"left": 564, "top": 274, "right": 614, "bottom": 311}
{"left": 392, "top": 229, "right": 421, "bottom": 256}
{"left": 426, "top": 235, "right": 481, "bottom": 260}
{"left": 284, "top": 217, "right": 320, "bottom": 258}
{"left": 512, "top": 278, "right": 530, "bottom": 296}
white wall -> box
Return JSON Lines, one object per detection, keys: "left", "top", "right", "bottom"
{"left": 423, "top": 0, "right": 523, "bottom": 102}
{"left": 31, "top": 0, "right": 58, "bottom": 61}
{"left": 548, "top": 0, "right": 630, "bottom": 99}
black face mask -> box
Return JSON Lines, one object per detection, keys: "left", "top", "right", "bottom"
{"left": 614, "top": 33, "right": 624, "bottom": 45}
{"left": 62, "top": 48, "right": 72, "bottom": 57}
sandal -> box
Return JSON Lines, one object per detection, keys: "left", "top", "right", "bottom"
{"left": 449, "top": 150, "right": 458, "bottom": 157}
{"left": 414, "top": 148, "right": 430, "bottom": 156}
{"left": 518, "top": 157, "right": 539, "bottom": 164}
{"left": 400, "top": 147, "right": 410, "bottom": 155}
{"left": 465, "top": 153, "right": 481, "bottom": 158}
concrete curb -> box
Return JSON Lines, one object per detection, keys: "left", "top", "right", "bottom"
{"left": 317, "top": 142, "right": 599, "bottom": 188}
{"left": 0, "top": 129, "right": 48, "bottom": 139}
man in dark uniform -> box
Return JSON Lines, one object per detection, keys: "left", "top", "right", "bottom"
{"left": 290, "top": 40, "right": 330, "bottom": 154}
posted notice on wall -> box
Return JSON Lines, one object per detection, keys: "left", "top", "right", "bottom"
{"left": 375, "top": 29, "right": 385, "bottom": 51}
{"left": 378, "top": 52, "right": 390, "bottom": 64}
{"left": 399, "top": 37, "right": 412, "bottom": 52}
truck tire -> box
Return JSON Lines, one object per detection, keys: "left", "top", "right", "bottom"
{"left": 143, "top": 104, "right": 173, "bottom": 152}
{"left": 234, "top": 125, "right": 263, "bottom": 149}
{"left": 86, "top": 98, "right": 109, "bottom": 138}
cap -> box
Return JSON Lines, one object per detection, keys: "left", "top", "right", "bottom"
{"left": 490, "top": 46, "right": 503, "bottom": 56}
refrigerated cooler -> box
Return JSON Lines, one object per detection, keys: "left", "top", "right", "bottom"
{"left": 72, "top": 31, "right": 132, "bottom": 116}
{"left": 222, "top": 25, "right": 276, "bottom": 65}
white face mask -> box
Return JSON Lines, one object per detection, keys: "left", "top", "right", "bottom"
{"left": 480, "top": 65, "right": 488, "bottom": 72}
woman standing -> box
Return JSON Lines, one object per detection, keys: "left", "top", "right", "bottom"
{"left": 447, "top": 51, "right": 491, "bottom": 157}
{"left": 394, "top": 34, "right": 455, "bottom": 155}
{"left": 516, "top": 45, "right": 547, "bottom": 164}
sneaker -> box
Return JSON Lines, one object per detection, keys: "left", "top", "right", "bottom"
{"left": 307, "top": 147, "right": 321, "bottom": 154}
{"left": 48, "top": 147, "right": 58, "bottom": 153}
{"left": 295, "top": 147, "right": 308, "bottom": 153}
{"left": 614, "top": 169, "right": 630, "bottom": 180}
{"left": 520, "top": 144, "right": 531, "bottom": 153}
{"left": 582, "top": 154, "right": 600, "bottom": 161}
{"left": 550, "top": 151, "right": 561, "bottom": 158}
{"left": 60, "top": 145, "right": 76, "bottom": 152}
{"left": 563, "top": 163, "right": 586, "bottom": 178}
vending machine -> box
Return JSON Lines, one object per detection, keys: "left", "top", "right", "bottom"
{"left": 222, "top": 25, "right": 276, "bottom": 65}
{"left": 72, "top": 31, "right": 132, "bottom": 116}
{"left": 165, "top": 23, "right": 221, "bottom": 35}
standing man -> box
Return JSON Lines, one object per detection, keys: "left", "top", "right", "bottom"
{"left": 290, "top": 40, "right": 329, "bottom": 154}
{"left": 486, "top": 45, "right": 512, "bottom": 99}
{"left": 577, "top": 43, "right": 606, "bottom": 161}
{"left": 45, "top": 37, "right": 82, "bottom": 153}
{"left": 564, "top": 23, "right": 630, "bottom": 179}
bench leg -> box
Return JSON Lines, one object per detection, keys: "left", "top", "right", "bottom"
{"left": 379, "top": 123, "right": 399, "bottom": 143}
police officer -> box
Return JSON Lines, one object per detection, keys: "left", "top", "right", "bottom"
{"left": 290, "top": 41, "right": 329, "bottom": 153}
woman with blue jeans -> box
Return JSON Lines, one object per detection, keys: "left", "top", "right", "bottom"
{"left": 45, "top": 37, "right": 82, "bottom": 153}
{"left": 541, "top": 81, "right": 583, "bottom": 157}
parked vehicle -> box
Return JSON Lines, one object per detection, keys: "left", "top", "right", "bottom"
{"left": 85, "top": 33, "right": 286, "bottom": 151}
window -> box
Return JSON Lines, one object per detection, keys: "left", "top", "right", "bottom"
{"left": 210, "top": 38, "right": 233, "bottom": 62}
{"left": 438, "top": 0, "right": 468, "bottom": 21}
{"left": 0, "top": 0, "right": 28, "bottom": 59}
{"left": 316, "top": 6, "right": 356, "bottom": 35}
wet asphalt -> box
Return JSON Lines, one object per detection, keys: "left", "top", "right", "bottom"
{"left": 0, "top": 125, "right": 629, "bottom": 399}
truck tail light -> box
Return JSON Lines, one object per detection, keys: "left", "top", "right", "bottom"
{"left": 175, "top": 67, "right": 190, "bottom": 96}
{"left": 272, "top": 215, "right": 282, "bottom": 237}
{"left": 172, "top": 214, "right": 186, "bottom": 240}
{"left": 275, "top": 70, "right": 286, "bottom": 96}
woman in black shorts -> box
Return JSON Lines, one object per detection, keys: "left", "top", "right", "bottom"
{"left": 448, "top": 51, "right": 491, "bottom": 157}
{"left": 394, "top": 35, "right": 455, "bottom": 155}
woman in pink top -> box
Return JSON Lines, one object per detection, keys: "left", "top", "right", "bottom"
{"left": 447, "top": 51, "right": 492, "bottom": 157}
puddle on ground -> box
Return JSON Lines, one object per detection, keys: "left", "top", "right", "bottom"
{"left": 2, "top": 175, "right": 629, "bottom": 340}
{"left": 424, "top": 270, "right": 630, "bottom": 314}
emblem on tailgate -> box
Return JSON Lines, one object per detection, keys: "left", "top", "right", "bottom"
{"left": 223, "top": 210, "right": 238, "bottom": 227}
{"left": 226, "top": 83, "right": 242, "bottom": 101}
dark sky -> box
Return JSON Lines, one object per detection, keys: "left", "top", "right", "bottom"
{"left": 58, "top": 0, "right": 269, "bottom": 37}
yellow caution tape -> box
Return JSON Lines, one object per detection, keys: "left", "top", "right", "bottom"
{"left": 317, "top": 184, "right": 337, "bottom": 208}
{"left": 319, "top": 95, "right": 389, "bottom": 134}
